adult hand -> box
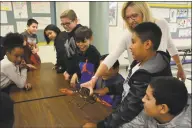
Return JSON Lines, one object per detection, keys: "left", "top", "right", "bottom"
{"left": 177, "top": 65, "right": 186, "bottom": 82}
{"left": 81, "top": 77, "right": 98, "bottom": 95}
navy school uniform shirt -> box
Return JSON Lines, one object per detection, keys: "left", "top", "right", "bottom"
{"left": 95, "top": 73, "right": 125, "bottom": 109}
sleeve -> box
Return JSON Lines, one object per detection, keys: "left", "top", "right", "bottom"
{"left": 119, "top": 110, "right": 148, "bottom": 128}
{"left": 66, "top": 55, "right": 80, "bottom": 76}
{"left": 55, "top": 37, "right": 68, "bottom": 68}
{"left": 4, "top": 65, "right": 27, "bottom": 88}
{"left": 87, "top": 46, "right": 101, "bottom": 72}
{"left": 102, "top": 34, "right": 131, "bottom": 69}
{"left": 167, "top": 33, "right": 178, "bottom": 56}
{"left": 97, "top": 73, "right": 151, "bottom": 128}
{"left": 106, "top": 81, "right": 124, "bottom": 96}
{"left": 76, "top": 63, "right": 81, "bottom": 79}
{"left": 162, "top": 19, "right": 178, "bottom": 56}
{"left": 35, "top": 35, "right": 39, "bottom": 44}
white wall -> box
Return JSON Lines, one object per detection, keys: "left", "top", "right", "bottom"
{"left": 68, "top": 2, "right": 89, "bottom": 27}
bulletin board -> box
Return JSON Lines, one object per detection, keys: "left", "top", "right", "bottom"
{"left": 148, "top": 2, "right": 191, "bottom": 39}
{"left": 0, "top": 2, "right": 56, "bottom": 42}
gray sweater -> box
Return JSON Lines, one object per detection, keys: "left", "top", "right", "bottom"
{"left": 0, "top": 56, "right": 27, "bottom": 89}
{"left": 120, "top": 105, "right": 191, "bottom": 128}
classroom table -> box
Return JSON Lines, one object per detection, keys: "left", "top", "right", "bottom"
{"left": 10, "top": 63, "right": 112, "bottom": 127}
{"left": 13, "top": 96, "right": 112, "bottom": 127}
{"left": 9, "top": 63, "right": 68, "bottom": 103}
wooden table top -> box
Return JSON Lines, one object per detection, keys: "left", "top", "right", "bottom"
{"left": 14, "top": 95, "right": 112, "bottom": 127}
{"left": 10, "top": 63, "right": 112, "bottom": 127}
{"left": 10, "top": 63, "right": 68, "bottom": 103}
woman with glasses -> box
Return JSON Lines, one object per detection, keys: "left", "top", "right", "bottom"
{"left": 44, "top": 24, "right": 68, "bottom": 73}
{"left": 81, "top": 2, "right": 186, "bottom": 94}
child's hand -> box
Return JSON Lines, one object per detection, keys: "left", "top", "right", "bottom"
{"left": 63, "top": 71, "right": 70, "bottom": 80}
{"left": 82, "top": 123, "right": 97, "bottom": 128}
{"left": 70, "top": 78, "right": 77, "bottom": 88}
{"left": 59, "top": 88, "right": 74, "bottom": 95}
{"left": 24, "top": 83, "right": 32, "bottom": 91}
{"left": 19, "top": 60, "right": 27, "bottom": 68}
{"left": 94, "top": 87, "right": 109, "bottom": 96}
{"left": 26, "top": 64, "right": 37, "bottom": 70}
{"left": 32, "top": 48, "right": 38, "bottom": 54}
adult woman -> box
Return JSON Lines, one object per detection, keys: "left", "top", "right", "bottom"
{"left": 82, "top": 2, "right": 186, "bottom": 94}
{"left": 44, "top": 24, "right": 68, "bottom": 73}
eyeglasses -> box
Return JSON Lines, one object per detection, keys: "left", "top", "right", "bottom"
{"left": 125, "top": 13, "right": 140, "bottom": 20}
{"left": 61, "top": 21, "right": 73, "bottom": 27}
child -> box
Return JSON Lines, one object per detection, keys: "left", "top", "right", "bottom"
{"left": 0, "top": 91, "right": 14, "bottom": 128}
{"left": 70, "top": 26, "right": 101, "bottom": 88}
{"left": 120, "top": 76, "right": 191, "bottom": 128}
{"left": 60, "top": 9, "right": 83, "bottom": 80}
{"left": 0, "top": 36, "right": 5, "bottom": 61}
{"left": 21, "top": 18, "right": 41, "bottom": 65}
{"left": 44, "top": 24, "right": 68, "bottom": 73}
{"left": 83, "top": 22, "right": 172, "bottom": 128}
{"left": 94, "top": 54, "right": 125, "bottom": 108}
{"left": 60, "top": 54, "right": 125, "bottom": 109}
{"left": 0, "top": 33, "right": 32, "bottom": 93}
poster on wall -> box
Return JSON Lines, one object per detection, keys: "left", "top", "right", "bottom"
{"left": 0, "top": 11, "right": 8, "bottom": 23}
{"left": 177, "top": 9, "right": 188, "bottom": 18}
{"left": 179, "top": 28, "right": 191, "bottom": 38}
{"left": 33, "top": 17, "right": 51, "bottom": 29}
{"left": 12, "top": 2, "right": 28, "bottom": 19}
{"left": 0, "top": 25, "right": 14, "bottom": 36}
{"left": 169, "top": 9, "right": 177, "bottom": 22}
{"left": 188, "top": 9, "right": 191, "bottom": 17}
{"left": 109, "top": 2, "right": 117, "bottom": 26}
{"left": 186, "top": 18, "right": 191, "bottom": 27}
{"left": 177, "top": 19, "right": 187, "bottom": 28}
{"left": 16, "top": 21, "right": 27, "bottom": 33}
{"left": 0, "top": 2, "right": 12, "bottom": 11}
{"left": 31, "top": 2, "right": 50, "bottom": 13}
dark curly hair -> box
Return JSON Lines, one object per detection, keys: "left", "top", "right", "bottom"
{"left": 3, "top": 32, "right": 24, "bottom": 52}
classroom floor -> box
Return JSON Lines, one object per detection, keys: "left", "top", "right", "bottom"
{"left": 119, "top": 63, "right": 192, "bottom": 93}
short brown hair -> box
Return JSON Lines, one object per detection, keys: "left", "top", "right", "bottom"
{"left": 60, "top": 9, "right": 77, "bottom": 21}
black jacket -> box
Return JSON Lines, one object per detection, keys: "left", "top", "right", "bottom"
{"left": 97, "top": 51, "right": 172, "bottom": 128}
{"left": 0, "top": 36, "right": 5, "bottom": 61}
{"left": 54, "top": 31, "right": 68, "bottom": 72}
{"left": 64, "top": 24, "right": 82, "bottom": 75}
